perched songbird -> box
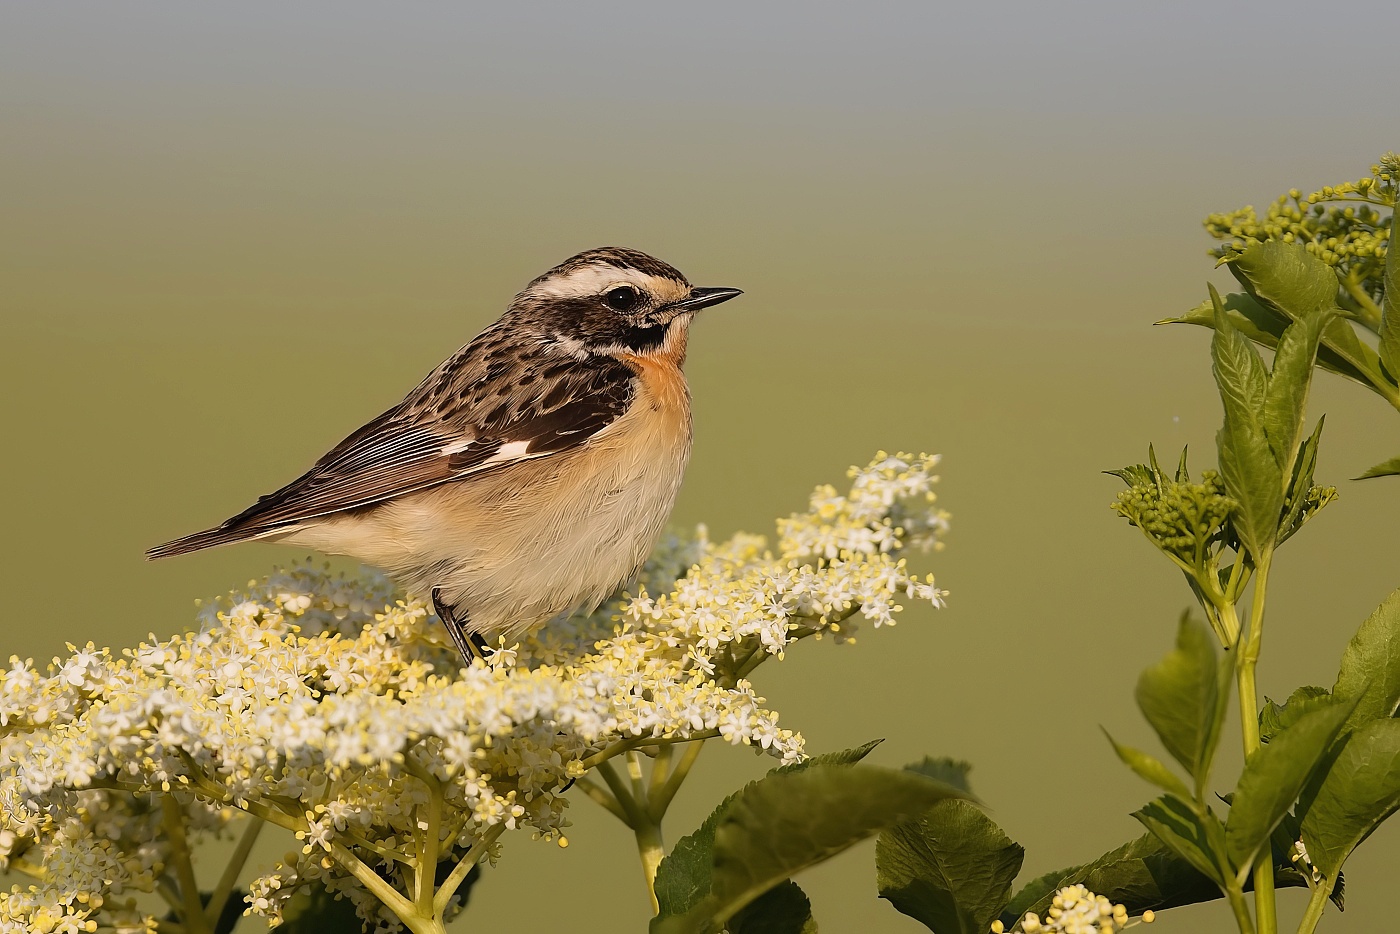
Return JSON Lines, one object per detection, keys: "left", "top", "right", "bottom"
{"left": 148, "top": 247, "right": 741, "bottom": 662}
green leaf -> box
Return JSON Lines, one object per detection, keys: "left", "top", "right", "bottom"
{"left": 1230, "top": 237, "right": 1395, "bottom": 397}
{"left": 727, "top": 880, "right": 818, "bottom": 934}
{"left": 662, "top": 765, "right": 963, "bottom": 933}
{"left": 1003, "top": 834, "right": 1223, "bottom": 925}
{"left": 1164, "top": 292, "right": 1381, "bottom": 390}
{"left": 903, "top": 757, "right": 973, "bottom": 795}
{"left": 1259, "top": 686, "right": 1332, "bottom": 744}
{"left": 1225, "top": 698, "right": 1354, "bottom": 875}
{"left": 1210, "top": 286, "right": 1283, "bottom": 560}
{"left": 1299, "top": 718, "right": 1400, "bottom": 881}
{"left": 1228, "top": 239, "right": 1338, "bottom": 319}
{"left": 776, "top": 739, "right": 886, "bottom": 774}
{"left": 654, "top": 741, "right": 883, "bottom": 920}
{"left": 1132, "top": 796, "right": 1227, "bottom": 886}
{"left": 1379, "top": 212, "right": 1400, "bottom": 378}
{"left": 1277, "top": 417, "right": 1328, "bottom": 546}
{"left": 1333, "top": 587, "right": 1400, "bottom": 725}
{"left": 876, "top": 800, "right": 1024, "bottom": 934}
{"left": 1263, "top": 307, "right": 1332, "bottom": 479}
{"left": 1106, "top": 732, "right": 1192, "bottom": 801}
{"left": 1135, "top": 615, "right": 1229, "bottom": 792}
{"left": 1356, "top": 455, "right": 1400, "bottom": 479}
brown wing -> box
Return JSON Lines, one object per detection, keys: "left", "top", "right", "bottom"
{"left": 146, "top": 352, "right": 637, "bottom": 558}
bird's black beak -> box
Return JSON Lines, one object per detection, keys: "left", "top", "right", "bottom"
{"left": 672, "top": 286, "right": 743, "bottom": 311}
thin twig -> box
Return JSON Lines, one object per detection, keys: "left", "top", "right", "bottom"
{"left": 203, "top": 817, "right": 263, "bottom": 928}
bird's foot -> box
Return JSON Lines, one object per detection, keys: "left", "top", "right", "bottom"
{"left": 432, "top": 588, "right": 488, "bottom": 667}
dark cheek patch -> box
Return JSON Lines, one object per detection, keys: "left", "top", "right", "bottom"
{"left": 617, "top": 322, "right": 668, "bottom": 353}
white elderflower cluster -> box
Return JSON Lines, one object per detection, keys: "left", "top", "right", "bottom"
{"left": 0, "top": 452, "right": 946, "bottom": 934}
{"left": 994, "top": 885, "right": 1156, "bottom": 934}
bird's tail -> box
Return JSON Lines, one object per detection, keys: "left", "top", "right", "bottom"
{"left": 146, "top": 524, "right": 267, "bottom": 560}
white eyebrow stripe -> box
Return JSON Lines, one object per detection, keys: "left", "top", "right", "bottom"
{"left": 526, "top": 264, "right": 690, "bottom": 304}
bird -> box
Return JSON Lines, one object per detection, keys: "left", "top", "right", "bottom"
{"left": 147, "top": 247, "right": 742, "bottom": 664}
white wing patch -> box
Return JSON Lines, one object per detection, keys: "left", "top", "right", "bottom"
{"left": 440, "top": 437, "right": 476, "bottom": 455}
{"left": 481, "top": 439, "right": 531, "bottom": 465}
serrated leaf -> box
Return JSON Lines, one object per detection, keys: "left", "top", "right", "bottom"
{"left": 1210, "top": 287, "right": 1283, "bottom": 560}
{"left": 1333, "top": 588, "right": 1400, "bottom": 725}
{"left": 680, "top": 765, "right": 963, "bottom": 932}
{"left": 876, "top": 800, "right": 1023, "bottom": 934}
{"left": 1231, "top": 238, "right": 1394, "bottom": 397}
{"left": 1380, "top": 210, "right": 1400, "bottom": 378}
{"left": 1277, "top": 417, "right": 1328, "bottom": 546}
{"left": 1264, "top": 308, "right": 1332, "bottom": 479}
{"left": 775, "top": 739, "right": 886, "bottom": 775}
{"left": 1165, "top": 292, "right": 1382, "bottom": 390}
{"left": 1298, "top": 718, "right": 1400, "bottom": 880}
{"left": 1002, "top": 833, "right": 1224, "bottom": 925}
{"left": 1259, "top": 686, "right": 1332, "bottom": 744}
{"left": 1132, "top": 796, "right": 1226, "bottom": 885}
{"left": 653, "top": 741, "right": 883, "bottom": 920}
{"left": 903, "top": 757, "right": 973, "bottom": 795}
{"left": 1135, "top": 615, "right": 1228, "bottom": 792}
{"left": 1228, "top": 239, "right": 1338, "bottom": 319}
{"left": 1225, "top": 699, "right": 1354, "bottom": 875}
{"left": 1356, "top": 455, "right": 1400, "bottom": 479}
{"left": 727, "top": 880, "right": 817, "bottom": 934}
{"left": 1107, "top": 732, "right": 1192, "bottom": 801}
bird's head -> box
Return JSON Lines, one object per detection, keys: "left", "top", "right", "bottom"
{"left": 513, "top": 247, "right": 742, "bottom": 363}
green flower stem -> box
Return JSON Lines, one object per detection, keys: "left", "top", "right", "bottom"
{"left": 582, "top": 735, "right": 647, "bottom": 770}
{"left": 160, "top": 794, "right": 210, "bottom": 934}
{"left": 648, "top": 744, "right": 675, "bottom": 799}
{"left": 596, "top": 758, "right": 666, "bottom": 912}
{"left": 596, "top": 761, "right": 645, "bottom": 825}
{"left": 328, "top": 839, "right": 432, "bottom": 934}
{"left": 634, "top": 817, "right": 666, "bottom": 915}
{"left": 1296, "top": 876, "right": 1332, "bottom": 934}
{"left": 574, "top": 775, "right": 630, "bottom": 821}
{"left": 1338, "top": 272, "right": 1383, "bottom": 332}
{"left": 433, "top": 823, "right": 506, "bottom": 916}
{"left": 649, "top": 740, "right": 705, "bottom": 821}
{"left": 405, "top": 759, "right": 444, "bottom": 919}
{"left": 1224, "top": 883, "right": 1257, "bottom": 934}
{"left": 1236, "top": 553, "right": 1277, "bottom": 934}
{"left": 203, "top": 816, "right": 263, "bottom": 931}
{"left": 7, "top": 857, "right": 47, "bottom": 881}
{"left": 626, "top": 749, "right": 649, "bottom": 804}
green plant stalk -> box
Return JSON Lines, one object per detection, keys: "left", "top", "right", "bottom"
{"left": 649, "top": 740, "right": 705, "bottom": 821}
{"left": 203, "top": 816, "right": 263, "bottom": 929}
{"left": 1236, "top": 552, "right": 1277, "bottom": 934}
{"left": 1224, "top": 883, "right": 1257, "bottom": 934}
{"left": 161, "top": 794, "right": 210, "bottom": 934}
{"left": 433, "top": 823, "right": 506, "bottom": 917}
{"left": 1296, "top": 875, "right": 1333, "bottom": 934}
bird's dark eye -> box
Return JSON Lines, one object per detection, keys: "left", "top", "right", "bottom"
{"left": 603, "top": 286, "right": 640, "bottom": 311}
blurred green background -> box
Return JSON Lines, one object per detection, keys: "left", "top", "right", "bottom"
{"left": 3, "top": 2, "right": 1399, "bottom": 931}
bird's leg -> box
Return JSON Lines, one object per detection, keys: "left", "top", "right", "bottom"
{"left": 431, "top": 587, "right": 485, "bottom": 665}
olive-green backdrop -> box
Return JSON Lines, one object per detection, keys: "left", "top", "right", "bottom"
{"left": 3, "top": 3, "right": 1398, "bottom": 931}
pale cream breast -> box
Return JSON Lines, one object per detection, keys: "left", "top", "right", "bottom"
{"left": 279, "top": 362, "right": 692, "bottom": 639}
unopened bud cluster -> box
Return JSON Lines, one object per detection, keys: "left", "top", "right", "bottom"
{"left": 1203, "top": 152, "right": 1396, "bottom": 311}
{"left": 1109, "top": 463, "right": 1235, "bottom": 566}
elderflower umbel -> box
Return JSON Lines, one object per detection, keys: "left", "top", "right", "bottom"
{"left": 0, "top": 451, "right": 947, "bottom": 934}
{"left": 993, "top": 885, "right": 1155, "bottom": 934}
